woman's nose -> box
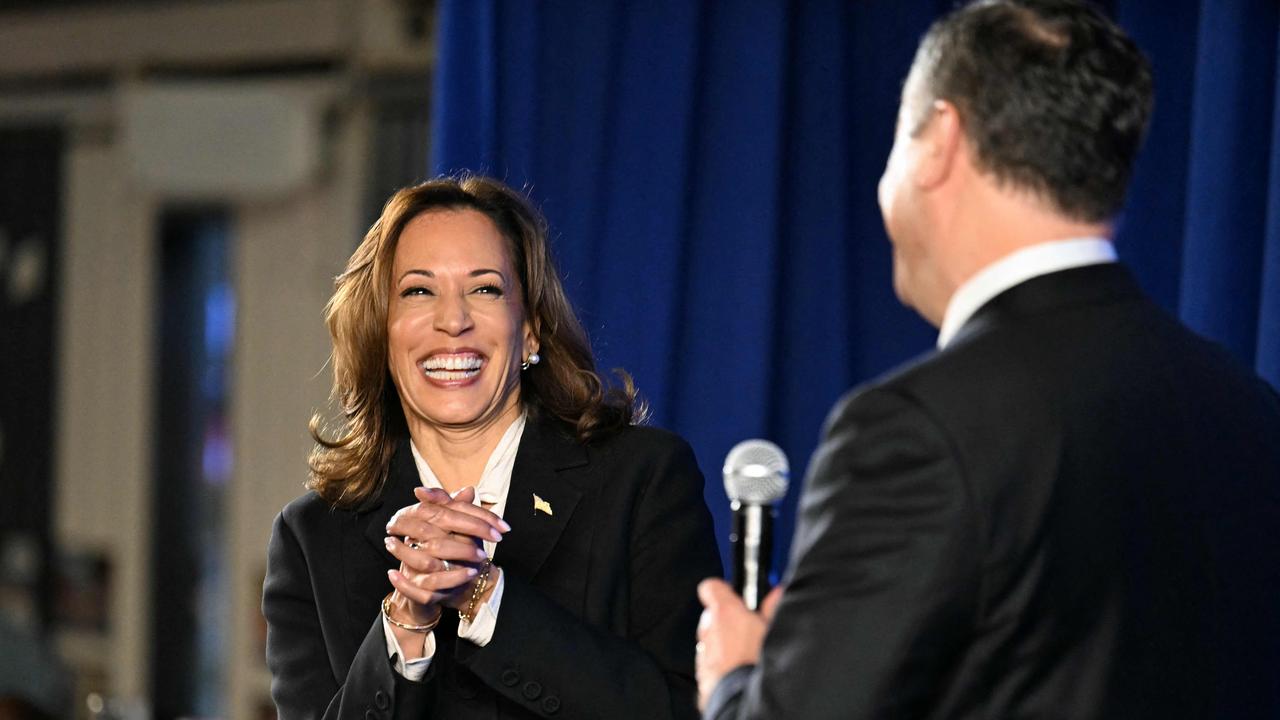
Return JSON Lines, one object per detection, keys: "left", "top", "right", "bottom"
{"left": 433, "top": 293, "right": 474, "bottom": 336}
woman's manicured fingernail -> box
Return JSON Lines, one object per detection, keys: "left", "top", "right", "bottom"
{"left": 498, "top": 520, "right": 512, "bottom": 533}
{"left": 384, "top": 537, "right": 395, "bottom": 550}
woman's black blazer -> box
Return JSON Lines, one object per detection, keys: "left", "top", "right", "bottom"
{"left": 263, "top": 415, "right": 722, "bottom": 719}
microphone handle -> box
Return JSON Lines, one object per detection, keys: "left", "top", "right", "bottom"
{"left": 730, "top": 500, "right": 774, "bottom": 611}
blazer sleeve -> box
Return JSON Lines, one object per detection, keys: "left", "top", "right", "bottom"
{"left": 456, "top": 437, "right": 722, "bottom": 719}
{"left": 706, "top": 387, "right": 981, "bottom": 720}
{"left": 263, "top": 509, "right": 433, "bottom": 720}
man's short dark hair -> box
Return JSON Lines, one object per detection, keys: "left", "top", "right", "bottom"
{"left": 912, "top": 0, "right": 1153, "bottom": 222}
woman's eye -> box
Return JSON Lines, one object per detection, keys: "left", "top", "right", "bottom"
{"left": 400, "top": 286, "right": 433, "bottom": 298}
{"left": 474, "top": 284, "right": 504, "bottom": 297}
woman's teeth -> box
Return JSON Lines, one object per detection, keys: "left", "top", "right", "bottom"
{"left": 420, "top": 354, "right": 483, "bottom": 380}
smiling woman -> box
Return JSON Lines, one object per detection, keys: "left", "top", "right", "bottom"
{"left": 262, "top": 176, "right": 721, "bottom": 719}
{"left": 386, "top": 209, "right": 534, "bottom": 438}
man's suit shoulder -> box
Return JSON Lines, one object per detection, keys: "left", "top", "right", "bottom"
{"left": 821, "top": 348, "right": 971, "bottom": 443}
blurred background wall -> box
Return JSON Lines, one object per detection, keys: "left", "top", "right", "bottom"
{"left": 0, "top": 1, "right": 436, "bottom": 718}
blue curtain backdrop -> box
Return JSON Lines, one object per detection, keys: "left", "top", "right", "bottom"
{"left": 430, "top": 0, "right": 1280, "bottom": 574}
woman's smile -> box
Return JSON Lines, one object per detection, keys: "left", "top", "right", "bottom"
{"left": 419, "top": 350, "right": 486, "bottom": 385}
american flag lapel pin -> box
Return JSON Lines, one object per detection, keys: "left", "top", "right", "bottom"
{"left": 533, "top": 493, "right": 553, "bottom": 516}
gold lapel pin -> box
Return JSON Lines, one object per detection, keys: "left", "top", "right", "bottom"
{"left": 533, "top": 493, "right": 553, "bottom": 516}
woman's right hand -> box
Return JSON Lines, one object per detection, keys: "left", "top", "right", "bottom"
{"left": 383, "top": 486, "right": 509, "bottom": 621}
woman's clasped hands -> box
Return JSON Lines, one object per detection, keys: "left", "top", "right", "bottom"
{"left": 382, "top": 486, "right": 512, "bottom": 629}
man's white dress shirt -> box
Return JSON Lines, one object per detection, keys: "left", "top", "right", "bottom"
{"left": 937, "top": 238, "right": 1117, "bottom": 349}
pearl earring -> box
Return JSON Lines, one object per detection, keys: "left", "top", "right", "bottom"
{"left": 522, "top": 352, "right": 541, "bottom": 371}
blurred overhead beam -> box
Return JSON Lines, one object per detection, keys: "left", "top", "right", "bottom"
{"left": 0, "top": 0, "right": 350, "bottom": 79}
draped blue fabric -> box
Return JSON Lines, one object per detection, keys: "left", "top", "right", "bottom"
{"left": 431, "top": 0, "right": 1280, "bottom": 572}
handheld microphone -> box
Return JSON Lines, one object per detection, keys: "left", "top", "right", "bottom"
{"left": 723, "top": 439, "right": 789, "bottom": 611}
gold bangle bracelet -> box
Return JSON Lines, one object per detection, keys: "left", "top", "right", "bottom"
{"left": 382, "top": 592, "right": 441, "bottom": 633}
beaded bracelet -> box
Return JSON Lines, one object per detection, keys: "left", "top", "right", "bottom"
{"left": 459, "top": 557, "right": 494, "bottom": 624}
{"left": 381, "top": 592, "right": 442, "bottom": 633}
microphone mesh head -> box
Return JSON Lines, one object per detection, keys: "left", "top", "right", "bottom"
{"left": 723, "top": 439, "right": 789, "bottom": 504}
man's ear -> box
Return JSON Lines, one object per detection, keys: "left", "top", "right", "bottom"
{"left": 915, "top": 100, "right": 964, "bottom": 189}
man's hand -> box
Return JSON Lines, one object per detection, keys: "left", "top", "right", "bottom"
{"left": 695, "top": 578, "right": 783, "bottom": 711}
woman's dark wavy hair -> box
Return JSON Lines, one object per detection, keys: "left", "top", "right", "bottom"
{"left": 308, "top": 176, "right": 645, "bottom": 507}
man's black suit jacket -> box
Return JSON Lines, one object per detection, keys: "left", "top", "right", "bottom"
{"left": 264, "top": 415, "right": 722, "bottom": 719}
{"left": 708, "top": 264, "right": 1280, "bottom": 719}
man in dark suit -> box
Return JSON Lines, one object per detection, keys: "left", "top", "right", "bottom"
{"left": 696, "top": 1, "right": 1280, "bottom": 718}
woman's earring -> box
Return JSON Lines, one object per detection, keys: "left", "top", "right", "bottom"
{"left": 522, "top": 352, "right": 541, "bottom": 371}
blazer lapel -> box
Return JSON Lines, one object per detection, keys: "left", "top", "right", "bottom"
{"left": 359, "top": 439, "right": 424, "bottom": 554}
{"left": 494, "top": 415, "right": 589, "bottom": 581}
